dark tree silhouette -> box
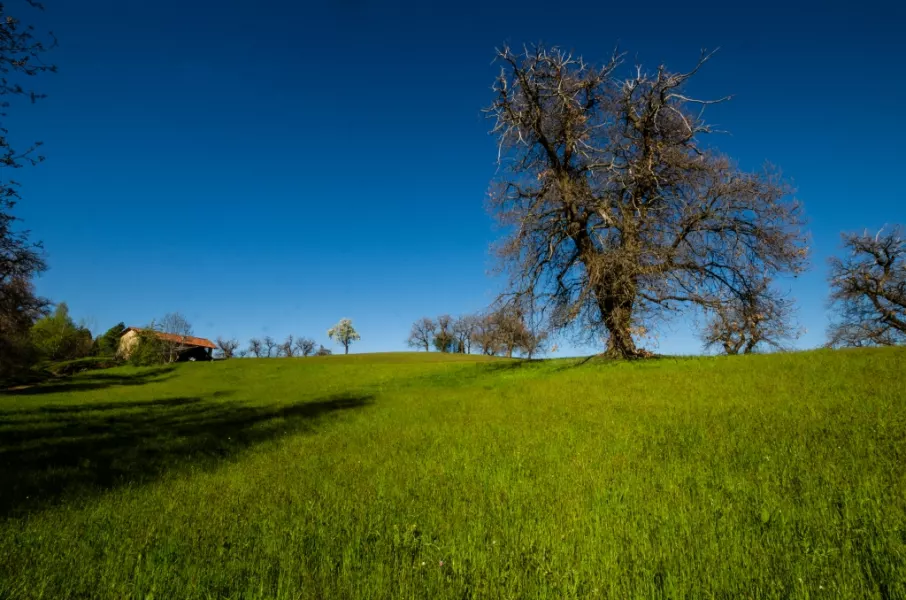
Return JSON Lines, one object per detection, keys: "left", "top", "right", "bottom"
{"left": 0, "top": 2, "right": 56, "bottom": 380}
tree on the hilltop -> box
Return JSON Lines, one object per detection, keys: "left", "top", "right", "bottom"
{"left": 700, "top": 277, "right": 801, "bottom": 354}
{"left": 263, "top": 335, "right": 278, "bottom": 358}
{"left": 237, "top": 349, "right": 249, "bottom": 358}
{"left": 0, "top": 2, "right": 56, "bottom": 379}
{"left": 826, "top": 226, "right": 906, "bottom": 347}
{"left": 248, "top": 338, "right": 263, "bottom": 358}
{"left": 327, "top": 318, "right": 360, "bottom": 354}
{"left": 490, "top": 306, "right": 534, "bottom": 358}
{"left": 452, "top": 315, "right": 477, "bottom": 354}
{"left": 432, "top": 314, "right": 456, "bottom": 352}
{"left": 406, "top": 317, "right": 436, "bottom": 352}
{"left": 215, "top": 337, "right": 240, "bottom": 359}
{"left": 486, "top": 44, "right": 808, "bottom": 358}
{"left": 471, "top": 313, "right": 501, "bottom": 356}
{"left": 315, "top": 344, "right": 332, "bottom": 356}
{"left": 280, "top": 335, "right": 295, "bottom": 357}
{"left": 94, "top": 322, "right": 126, "bottom": 357}
{"left": 293, "top": 336, "right": 316, "bottom": 357}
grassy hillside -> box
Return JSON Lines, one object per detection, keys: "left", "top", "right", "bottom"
{"left": 1, "top": 349, "right": 904, "bottom": 599}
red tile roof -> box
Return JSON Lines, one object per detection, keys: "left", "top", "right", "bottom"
{"left": 122, "top": 327, "right": 217, "bottom": 350}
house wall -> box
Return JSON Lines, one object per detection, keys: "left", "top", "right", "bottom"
{"left": 117, "top": 330, "right": 140, "bottom": 359}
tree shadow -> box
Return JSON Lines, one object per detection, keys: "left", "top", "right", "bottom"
{"left": 0, "top": 393, "right": 372, "bottom": 518}
{"left": 1, "top": 367, "right": 176, "bottom": 396}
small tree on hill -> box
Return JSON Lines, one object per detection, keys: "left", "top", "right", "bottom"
{"left": 453, "top": 315, "right": 477, "bottom": 354}
{"left": 215, "top": 337, "right": 240, "bottom": 359}
{"left": 248, "top": 338, "right": 263, "bottom": 358}
{"left": 263, "top": 335, "right": 278, "bottom": 358}
{"left": 406, "top": 317, "right": 436, "bottom": 352}
{"left": 701, "top": 278, "right": 801, "bottom": 354}
{"left": 294, "top": 337, "right": 316, "bottom": 357}
{"left": 280, "top": 335, "right": 295, "bottom": 357}
{"left": 328, "top": 318, "right": 360, "bottom": 354}
{"left": 315, "top": 344, "right": 332, "bottom": 356}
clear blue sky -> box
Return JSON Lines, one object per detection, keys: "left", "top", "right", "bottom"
{"left": 13, "top": 0, "right": 905, "bottom": 355}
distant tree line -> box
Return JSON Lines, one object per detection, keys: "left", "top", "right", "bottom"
{"left": 243, "top": 335, "right": 332, "bottom": 358}
{"left": 407, "top": 306, "right": 547, "bottom": 358}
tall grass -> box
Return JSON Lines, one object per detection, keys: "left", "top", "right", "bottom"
{"left": 1, "top": 349, "right": 904, "bottom": 599}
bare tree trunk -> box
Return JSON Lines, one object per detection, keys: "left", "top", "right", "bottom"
{"left": 595, "top": 277, "right": 640, "bottom": 358}
{"left": 603, "top": 308, "right": 638, "bottom": 358}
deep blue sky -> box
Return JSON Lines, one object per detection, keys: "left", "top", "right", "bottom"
{"left": 12, "top": 0, "right": 905, "bottom": 355}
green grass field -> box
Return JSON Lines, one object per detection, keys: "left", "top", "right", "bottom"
{"left": 1, "top": 349, "right": 904, "bottom": 599}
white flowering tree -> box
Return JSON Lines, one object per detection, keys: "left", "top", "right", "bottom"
{"left": 327, "top": 318, "right": 360, "bottom": 354}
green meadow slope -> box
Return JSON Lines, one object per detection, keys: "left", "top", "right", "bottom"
{"left": 1, "top": 349, "right": 904, "bottom": 599}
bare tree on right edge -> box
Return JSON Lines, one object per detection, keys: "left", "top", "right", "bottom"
{"left": 406, "top": 317, "right": 436, "bottom": 352}
{"left": 826, "top": 226, "right": 906, "bottom": 347}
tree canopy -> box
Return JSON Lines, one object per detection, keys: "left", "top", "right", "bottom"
{"left": 486, "top": 44, "right": 808, "bottom": 357}
{"left": 327, "top": 318, "right": 360, "bottom": 354}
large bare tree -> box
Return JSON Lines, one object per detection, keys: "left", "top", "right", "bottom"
{"left": 827, "top": 226, "right": 905, "bottom": 347}
{"left": 406, "top": 317, "right": 436, "bottom": 352}
{"left": 487, "top": 45, "right": 808, "bottom": 357}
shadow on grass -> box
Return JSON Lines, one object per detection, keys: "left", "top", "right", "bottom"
{"left": 2, "top": 367, "right": 176, "bottom": 396}
{"left": 0, "top": 393, "right": 372, "bottom": 518}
